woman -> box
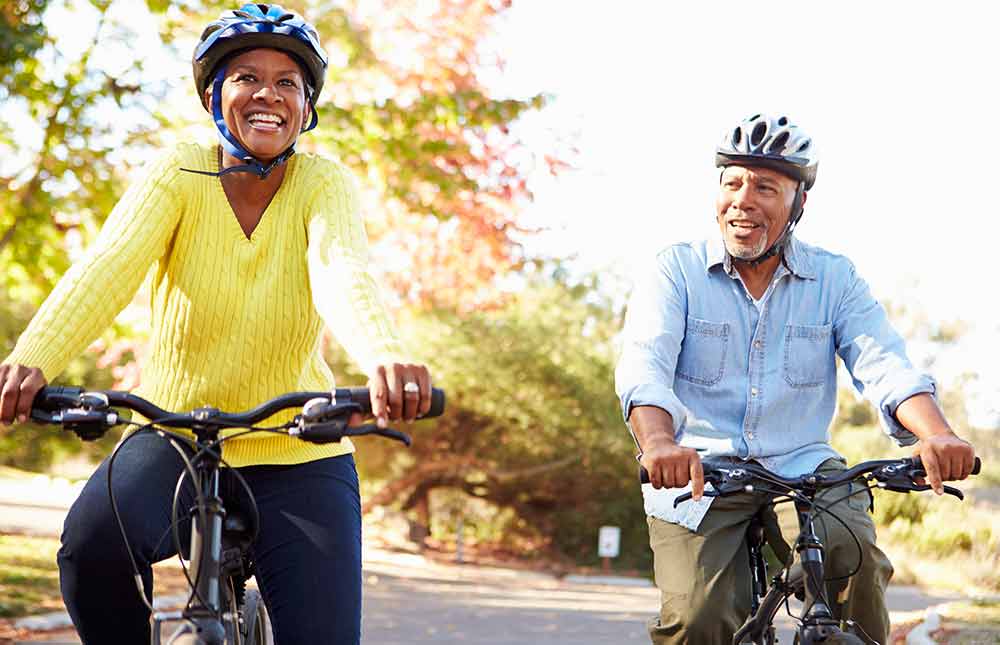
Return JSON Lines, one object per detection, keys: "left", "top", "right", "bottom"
{"left": 0, "top": 4, "right": 430, "bottom": 643}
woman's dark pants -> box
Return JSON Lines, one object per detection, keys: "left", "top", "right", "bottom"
{"left": 57, "top": 431, "right": 362, "bottom": 644}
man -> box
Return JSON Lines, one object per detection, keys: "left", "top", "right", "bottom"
{"left": 615, "top": 113, "right": 976, "bottom": 644}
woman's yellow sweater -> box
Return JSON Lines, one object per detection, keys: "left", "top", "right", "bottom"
{"left": 4, "top": 143, "right": 407, "bottom": 467}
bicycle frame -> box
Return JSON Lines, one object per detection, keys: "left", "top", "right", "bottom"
{"left": 31, "top": 385, "right": 446, "bottom": 644}
{"left": 152, "top": 422, "right": 234, "bottom": 645}
{"left": 734, "top": 494, "right": 867, "bottom": 645}
{"left": 643, "top": 455, "right": 980, "bottom": 645}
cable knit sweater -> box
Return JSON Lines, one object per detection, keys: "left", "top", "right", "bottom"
{"left": 4, "top": 143, "right": 407, "bottom": 467}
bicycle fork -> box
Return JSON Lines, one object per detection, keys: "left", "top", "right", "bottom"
{"left": 152, "top": 451, "right": 229, "bottom": 644}
{"left": 793, "top": 498, "right": 839, "bottom": 644}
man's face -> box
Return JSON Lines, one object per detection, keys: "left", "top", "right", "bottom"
{"left": 715, "top": 165, "right": 801, "bottom": 261}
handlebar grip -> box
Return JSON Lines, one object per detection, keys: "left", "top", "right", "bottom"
{"left": 639, "top": 465, "right": 650, "bottom": 485}
{"left": 346, "top": 387, "right": 446, "bottom": 418}
{"left": 909, "top": 455, "right": 982, "bottom": 476}
{"left": 33, "top": 386, "right": 84, "bottom": 411}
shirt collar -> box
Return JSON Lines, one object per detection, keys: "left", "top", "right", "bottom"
{"left": 706, "top": 235, "right": 816, "bottom": 280}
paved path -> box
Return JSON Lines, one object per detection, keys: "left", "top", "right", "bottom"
{"left": 4, "top": 540, "right": 965, "bottom": 644}
{"left": 0, "top": 474, "right": 968, "bottom": 644}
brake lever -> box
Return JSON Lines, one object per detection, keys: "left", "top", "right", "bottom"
{"left": 341, "top": 424, "right": 412, "bottom": 446}
{"left": 30, "top": 392, "right": 120, "bottom": 440}
{"left": 673, "top": 489, "right": 720, "bottom": 508}
{"left": 878, "top": 480, "right": 965, "bottom": 500}
{"left": 293, "top": 398, "right": 413, "bottom": 446}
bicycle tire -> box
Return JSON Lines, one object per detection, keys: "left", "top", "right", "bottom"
{"left": 242, "top": 588, "right": 269, "bottom": 645}
{"left": 793, "top": 632, "right": 866, "bottom": 645}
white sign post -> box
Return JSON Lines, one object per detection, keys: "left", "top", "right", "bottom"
{"left": 598, "top": 525, "right": 621, "bottom": 572}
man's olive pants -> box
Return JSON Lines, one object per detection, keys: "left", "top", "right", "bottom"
{"left": 647, "top": 460, "right": 893, "bottom": 645}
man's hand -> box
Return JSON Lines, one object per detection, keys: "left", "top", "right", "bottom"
{"left": 365, "top": 362, "right": 432, "bottom": 427}
{"left": 0, "top": 364, "right": 47, "bottom": 426}
{"left": 896, "top": 392, "right": 977, "bottom": 495}
{"left": 915, "top": 432, "right": 976, "bottom": 495}
{"left": 640, "top": 434, "right": 705, "bottom": 500}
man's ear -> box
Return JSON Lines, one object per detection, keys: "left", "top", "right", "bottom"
{"left": 801, "top": 191, "right": 808, "bottom": 207}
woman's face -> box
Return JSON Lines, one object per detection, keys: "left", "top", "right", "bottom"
{"left": 206, "top": 48, "right": 311, "bottom": 162}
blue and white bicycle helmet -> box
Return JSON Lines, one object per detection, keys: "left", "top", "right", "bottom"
{"left": 189, "top": 3, "right": 328, "bottom": 178}
{"left": 714, "top": 114, "right": 819, "bottom": 264}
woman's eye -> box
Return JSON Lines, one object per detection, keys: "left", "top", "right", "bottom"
{"left": 237, "top": 74, "right": 256, "bottom": 82}
{"left": 279, "top": 79, "right": 297, "bottom": 87}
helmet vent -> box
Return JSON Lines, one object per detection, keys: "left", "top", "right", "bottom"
{"left": 777, "top": 116, "right": 788, "bottom": 126}
{"left": 749, "top": 114, "right": 761, "bottom": 121}
{"left": 797, "top": 140, "right": 811, "bottom": 152}
{"left": 751, "top": 122, "right": 767, "bottom": 146}
{"left": 768, "top": 131, "right": 789, "bottom": 154}
{"left": 731, "top": 128, "right": 742, "bottom": 147}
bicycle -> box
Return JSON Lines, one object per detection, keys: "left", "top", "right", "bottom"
{"left": 641, "top": 455, "right": 981, "bottom": 645}
{"left": 31, "top": 385, "right": 445, "bottom": 645}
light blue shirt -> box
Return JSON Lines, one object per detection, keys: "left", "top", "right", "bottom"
{"left": 615, "top": 236, "right": 935, "bottom": 528}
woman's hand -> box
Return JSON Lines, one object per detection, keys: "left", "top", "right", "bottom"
{"left": 0, "top": 364, "right": 47, "bottom": 426}
{"left": 366, "top": 362, "right": 432, "bottom": 427}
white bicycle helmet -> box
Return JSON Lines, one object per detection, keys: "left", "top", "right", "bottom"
{"left": 715, "top": 113, "right": 818, "bottom": 190}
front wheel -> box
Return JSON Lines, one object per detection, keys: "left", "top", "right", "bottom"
{"left": 793, "top": 631, "right": 866, "bottom": 645}
{"left": 241, "top": 588, "right": 270, "bottom": 645}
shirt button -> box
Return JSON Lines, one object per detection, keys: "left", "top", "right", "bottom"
{"left": 753, "top": 340, "right": 762, "bottom": 349}
{"left": 751, "top": 387, "right": 759, "bottom": 396}
{"left": 747, "top": 432, "right": 755, "bottom": 439}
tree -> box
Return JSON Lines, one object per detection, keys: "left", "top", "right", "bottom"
{"left": 325, "top": 271, "right": 649, "bottom": 566}
{"left": 2, "top": 0, "right": 556, "bottom": 370}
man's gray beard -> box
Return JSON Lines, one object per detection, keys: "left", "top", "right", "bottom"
{"left": 724, "top": 235, "right": 768, "bottom": 261}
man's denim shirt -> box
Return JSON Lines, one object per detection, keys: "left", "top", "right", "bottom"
{"left": 615, "top": 236, "right": 936, "bottom": 529}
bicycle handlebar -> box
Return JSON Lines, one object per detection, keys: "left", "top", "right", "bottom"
{"left": 33, "top": 386, "right": 444, "bottom": 423}
{"left": 30, "top": 386, "right": 446, "bottom": 444}
{"left": 638, "top": 455, "right": 981, "bottom": 506}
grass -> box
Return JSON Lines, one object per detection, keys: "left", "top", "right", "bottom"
{"left": 0, "top": 535, "right": 63, "bottom": 618}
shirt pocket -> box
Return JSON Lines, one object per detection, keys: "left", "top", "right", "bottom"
{"left": 783, "top": 323, "right": 833, "bottom": 388}
{"left": 676, "top": 317, "right": 729, "bottom": 386}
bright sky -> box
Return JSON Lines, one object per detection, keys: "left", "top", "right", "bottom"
{"left": 490, "top": 1, "right": 996, "bottom": 327}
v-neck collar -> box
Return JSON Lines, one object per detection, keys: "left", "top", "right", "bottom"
{"left": 212, "top": 146, "right": 295, "bottom": 243}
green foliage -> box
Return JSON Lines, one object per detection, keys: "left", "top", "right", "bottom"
{"left": 331, "top": 273, "right": 648, "bottom": 567}
{"left": 0, "top": 1, "right": 50, "bottom": 77}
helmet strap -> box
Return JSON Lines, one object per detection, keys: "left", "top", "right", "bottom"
{"left": 302, "top": 88, "right": 318, "bottom": 132}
